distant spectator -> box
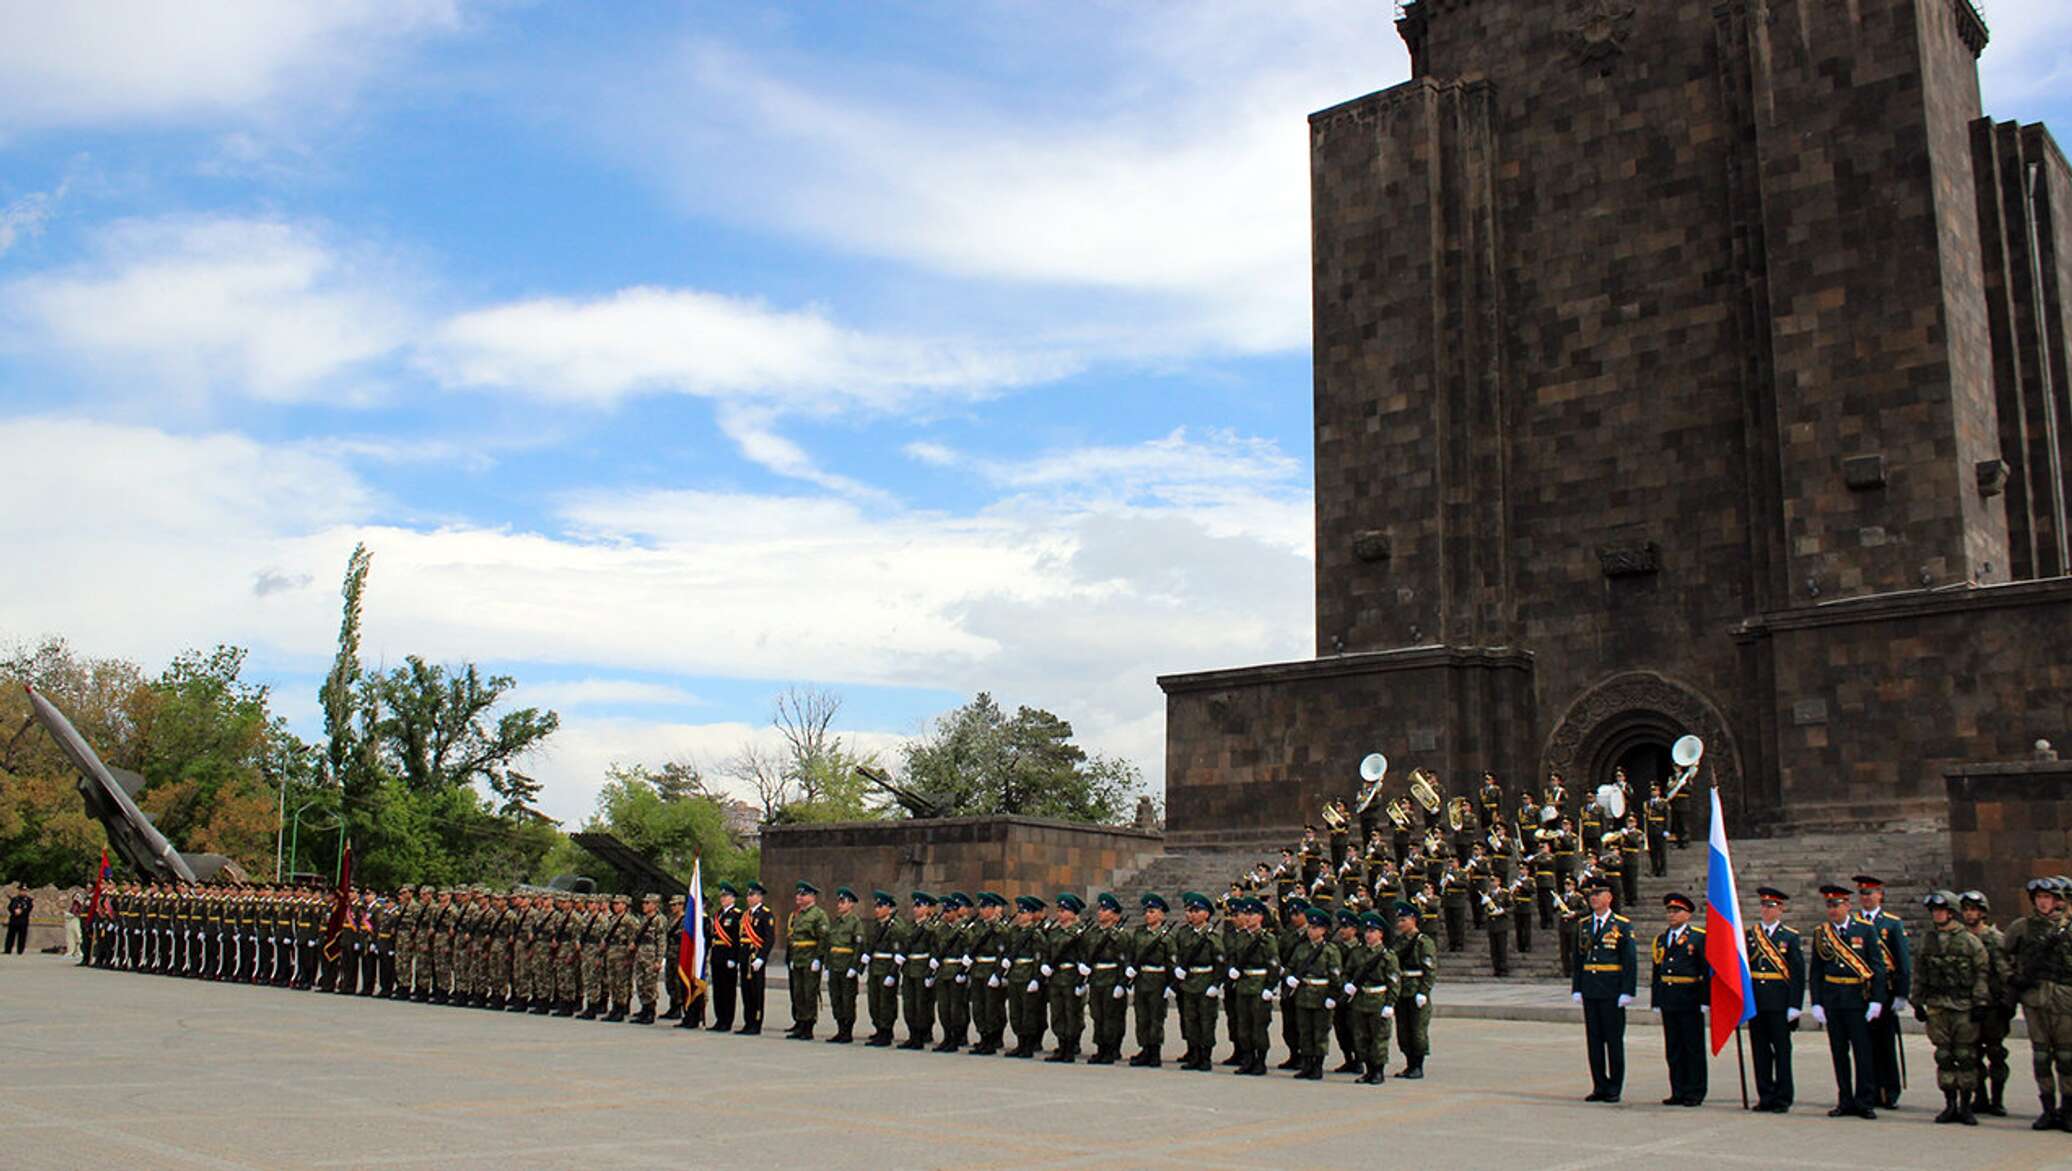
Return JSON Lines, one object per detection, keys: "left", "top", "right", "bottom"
{"left": 66, "top": 893, "right": 86, "bottom": 957}
{"left": 4, "top": 891, "right": 31, "bottom": 955}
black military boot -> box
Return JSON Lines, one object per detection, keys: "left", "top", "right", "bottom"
{"left": 633, "top": 1007, "right": 655, "bottom": 1025}
{"left": 531, "top": 999, "right": 552, "bottom": 1015}
{"left": 897, "top": 1033, "right": 927, "bottom": 1050}
{"left": 486, "top": 995, "right": 505, "bottom": 1012}
{"left": 1935, "top": 1090, "right": 1961, "bottom": 1124}
{"left": 604, "top": 1005, "right": 627, "bottom": 1023}
{"left": 1984, "top": 1076, "right": 2008, "bottom": 1116}
{"left": 1142, "top": 1047, "right": 1161, "bottom": 1069}
{"left": 1087, "top": 1045, "right": 1115, "bottom": 1065}
{"left": 827, "top": 1025, "right": 852, "bottom": 1044}
{"left": 2034, "top": 1090, "right": 2060, "bottom": 1131}
{"left": 1276, "top": 1051, "right": 1303, "bottom": 1071}
{"left": 661, "top": 1005, "right": 682, "bottom": 1021}
{"left": 1242, "top": 1051, "right": 1268, "bottom": 1076}
{"left": 1959, "top": 1088, "right": 1978, "bottom": 1126}
{"left": 1220, "top": 1043, "right": 1243, "bottom": 1067}
{"left": 1399, "top": 1062, "right": 1424, "bottom": 1080}
{"left": 676, "top": 1015, "right": 702, "bottom": 1029}
{"left": 507, "top": 996, "right": 529, "bottom": 1013}
{"left": 1044, "top": 1045, "right": 1076, "bottom": 1063}
{"left": 1361, "top": 1066, "right": 1386, "bottom": 1085}
{"left": 577, "top": 1002, "right": 599, "bottom": 1021}
{"left": 1334, "top": 1057, "right": 1363, "bottom": 1075}
{"left": 866, "top": 1029, "right": 892, "bottom": 1047}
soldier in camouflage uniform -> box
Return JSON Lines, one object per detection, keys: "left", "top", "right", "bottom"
{"left": 1006, "top": 895, "right": 1047, "bottom": 1058}
{"left": 1042, "top": 893, "right": 1090, "bottom": 1063}
{"left": 1961, "top": 889, "right": 2013, "bottom": 1116}
{"left": 861, "top": 891, "right": 906, "bottom": 1046}
{"left": 964, "top": 891, "right": 1007, "bottom": 1054}
{"left": 663, "top": 894, "right": 689, "bottom": 1022}
{"left": 1172, "top": 892, "right": 1222, "bottom": 1071}
{"left": 824, "top": 887, "right": 866, "bottom": 1044}
{"left": 572, "top": 895, "right": 605, "bottom": 1018}
{"left": 604, "top": 892, "right": 637, "bottom": 1022}
{"left": 785, "top": 881, "right": 831, "bottom": 1040}
{"left": 492, "top": 891, "right": 521, "bottom": 1009}
{"left": 1392, "top": 901, "right": 1436, "bottom": 1078}
{"left": 633, "top": 891, "right": 664, "bottom": 1024}
{"left": 505, "top": 891, "right": 531, "bottom": 1012}
{"left": 388, "top": 886, "right": 418, "bottom": 999}
{"left": 452, "top": 887, "right": 481, "bottom": 1006}
{"left": 552, "top": 892, "right": 581, "bottom": 1016}
{"left": 2004, "top": 876, "right": 2072, "bottom": 1130}
{"left": 1128, "top": 893, "right": 1174, "bottom": 1067}
{"left": 1914, "top": 890, "right": 1989, "bottom": 1125}
{"left": 425, "top": 888, "right": 455, "bottom": 1002}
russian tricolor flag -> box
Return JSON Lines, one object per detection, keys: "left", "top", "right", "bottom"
{"left": 1704, "top": 786, "right": 1756, "bottom": 1054}
{"left": 678, "top": 855, "right": 707, "bottom": 999}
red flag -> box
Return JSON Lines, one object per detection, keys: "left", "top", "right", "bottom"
{"left": 321, "top": 841, "right": 354, "bottom": 962}
{"left": 85, "top": 847, "right": 109, "bottom": 928}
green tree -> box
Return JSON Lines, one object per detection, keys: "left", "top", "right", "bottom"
{"left": 367, "top": 656, "right": 558, "bottom": 811}
{"left": 895, "top": 692, "right": 1141, "bottom": 824}
{"left": 566, "top": 763, "right": 757, "bottom": 893}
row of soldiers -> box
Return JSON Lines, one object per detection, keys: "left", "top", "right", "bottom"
{"left": 773, "top": 881, "right": 1439, "bottom": 1082}
{"left": 79, "top": 880, "right": 687, "bottom": 1025}
{"left": 1571, "top": 871, "right": 2072, "bottom": 1131}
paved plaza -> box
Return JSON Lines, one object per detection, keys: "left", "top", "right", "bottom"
{"left": 3, "top": 957, "right": 2069, "bottom": 1169}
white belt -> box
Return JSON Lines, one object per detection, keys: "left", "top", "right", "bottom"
{"left": 1188, "top": 966, "right": 1218, "bottom": 974}
{"left": 975, "top": 955, "right": 999, "bottom": 962}
{"left": 1303, "top": 977, "right": 1330, "bottom": 986}
{"left": 1093, "top": 962, "right": 1120, "bottom": 970}
{"left": 1401, "top": 969, "right": 1425, "bottom": 977}
{"left": 1241, "top": 968, "right": 1269, "bottom": 976}
{"left": 1361, "top": 985, "right": 1391, "bottom": 993}
{"left": 1140, "top": 965, "right": 1166, "bottom": 972}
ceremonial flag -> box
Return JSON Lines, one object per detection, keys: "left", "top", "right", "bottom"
{"left": 86, "top": 848, "right": 110, "bottom": 920}
{"left": 678, "top": 855, "right": 707, "bottom": 999}
{"left": 1704, "top": 787, "right": 1756, "bottom": 1054}
{"left": 321, "top": 840, "right": 354, "bottom": 963}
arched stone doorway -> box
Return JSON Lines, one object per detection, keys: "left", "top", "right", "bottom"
{"left": 1540, "top": 670, "right": 1741, "bottom": 811}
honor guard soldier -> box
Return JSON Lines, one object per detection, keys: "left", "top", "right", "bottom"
{"left": 963, "top": 891, "right": 1009, "bottom": 1053}
{"left": 1085, "top": 893, "right": 1130, "bottom": 1064}
{"left": 1486, "top": 881, "right": 1512, "bottom": 977}
{"left": 1330, "top": 910, "right": 1361, "bottom": 1067}
{"left": 1344, "top": 910, "right": 1401, "bottom": 1084}
{"left": 1959, "top": 890, "right": 2014, "bottom": 1116}
{"left": 1127, "top": 893, "right": 1174, "bottom": 1066}
{"left": 604, "top": 892, "right": 638, "bottom": 1021}
{"left": 2000, "top": 876, "right": 2072, "bottom": 1130}
{"left": 1511, "top": 876, "right": 1534, "bottom": 955}
{"left": 1651, "top": 892, "right": 1709, "bottom": 1107}
{"left": 824, "top": 886, "right": 864, "bottom": 1044}
{"left": 1914, "top": 890, "right": 1989, "bottom": 1125}
{"left": 1571, "top": 877, "right": 1636, "bottom": 1103}
{"left": 860, "top": 890, "right": 906, "bottom": 1047}
{"left": 1644, "top": 784, "right": 1671, "bottom": 876}
{"left": 784, "top": 880, "right": 830, "bottom": 1040}
{"left": 737, "top": 882, "right": 774, "bottom": 1035}
{"left": 1225, "top": 897, "right": 1279, "bottom": 1076}
{"left": 1477, "top": 772, "right": 1504, "bottom": 831}
{"left": 1283, "top": 905, "right": 1343, "bottom": 1079}
{"left": 933, "top": 893, "right": 971, "bottom": 1051}
{"left": 1853, "top": 875, "right": 1911, "bottom": 1108}
{"left": 708, "top": 883, "right": 741, "bottom": 1030}
{"left": 1392, "top": 901, "right": 1435, "bottom": 1078}
{"left": 897, "top": 891, "right": 939, "bottom": 1050}
{"left": 1042, "top": 892, "right": 1090, "bottom": 1063}
{"left": 1810, "top": 883, "right": 1887, "bottom": 1119}
{"left": 1173, "top": 892, "right": 1223, "bottom": 1071}
{"left": 1006, "top": 894, "right": 1048, "bottom": 1058}
{"left": 1275, "top": 905, "right": 1311, "bottom": 1066}
{"left": 1746, "top": 887, "right": 1806, "bottom": 1112}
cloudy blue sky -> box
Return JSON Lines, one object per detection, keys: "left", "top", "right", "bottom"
{"left": 4, "top": 2, "right": 2068, "bottom": 823}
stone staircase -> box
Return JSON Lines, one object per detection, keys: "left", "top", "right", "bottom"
{"left": 1090, "top": 824, "right": 1956, "bottom": 988}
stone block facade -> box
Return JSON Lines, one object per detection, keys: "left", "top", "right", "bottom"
{"left": 1947, "top": 760, "right": 2072, "bottom": 917}
{"left": 1165, "top": 0, "right": 2072, "bottom": 845}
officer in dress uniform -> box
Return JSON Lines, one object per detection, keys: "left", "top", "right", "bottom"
{"left": 1650, "top": 891, "right": 1709, "bottom": 1107}
{"left": 1811, "top": 882, "right": 1887, "bottom": 1119}
{"left": 736, "top": 881, "right": 774, "bottom": 1035}
{"left": 1571, "top": 876, "right": 1636, "bottom": 1103}
{"left": 708, "top": 882, "right": 742, "bottom": 1031}
{"left": 1854, "top": 875, "right": 1911, "bottom": 1108}
{"left": 1746, "top": 887, "right": 1806, "bottom": 1113}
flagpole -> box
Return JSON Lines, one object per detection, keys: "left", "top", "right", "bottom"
{"left": 1734, "top": 1022, "right": 1750, "bottom": 1109}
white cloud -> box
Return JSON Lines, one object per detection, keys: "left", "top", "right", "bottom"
{"left": 425, "top": 284, "right": 1066, "bottom": 412}
{"left": 512, "top": 679, "right": 705, "bottom": 711}
{"left": 0, "top": 183, "right": 65, "bottom": 257}
{"left": 0, "top": 0, "right": 466, "bottom": 132}
{"left": 0, "top": 418, "right": 1312, "bottom": 822}
{"left": 0, "top": 216, "right": 413, "bottom": 404}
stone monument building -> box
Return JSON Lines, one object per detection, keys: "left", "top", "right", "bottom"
{"left": 1161, "top": 0, "right": 2072, "bottom": 855}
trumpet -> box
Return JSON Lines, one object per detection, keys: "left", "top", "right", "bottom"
{"left": 1410, "top": 769, "right": 1443, "bottom": 815}
{"left": 1385, "top": 798, "right": 1412, "bottom": 831}
{"left": 1446, "top": 796, "right": 1473, "bottom": 833}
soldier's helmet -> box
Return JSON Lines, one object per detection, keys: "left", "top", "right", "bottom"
{"left": 1921, "top": 890, "right": 1955, "bottom": 911}
{"left": 1960, "top": 890, "right": 1991, "bottom": 911}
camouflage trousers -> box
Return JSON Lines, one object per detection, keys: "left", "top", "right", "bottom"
{"left": 2022, "top": 1003, "right": 2072, "bottom": 1093}
{"left": 486, "top": 940, "right": 511, "bottom": 1000}
{"left": 583, "top": 947, "right": 607, "bottom": 1010}
{"left": 555, "top": 946, "right": 581, "bottom": 1005}
{"left": 636, "top": 945, "right": 662, "bottom": 1011}
{"left": 430, "top": 936, "right": 455, "bottom": 993}
{"left": 526, "top": 941, "right": 551, "bottom": 1001}
{"left": 1981, "top": 1006, "right": 2013, "bottom": 1091}
{"left": 607, "top": 949, "right": 633, "bottom": 1012}
{"left": 510, "top": 940, "right": 530, "bottom": 1001}
{"left": 1924, "top": 1007, "right": 1981, "bottom": 1092}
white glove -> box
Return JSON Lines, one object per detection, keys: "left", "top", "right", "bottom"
{"left": 1284, "top": 975, "right": 1300, "bottom": 989}
{"left": 844, "top": 968, "right": 858, "bottom": 979}
{"left": 1571, "top": 992, "right": 1583, "bottom": 1004}
{"left": 1893, "top": 997, "right": 1909, "bottom": 1015}
{"left": 1206, "top": 985, "right": 1221, "bottom": 1000}
{"left": 860, "top": 952, "right": 873, "bottom": 965}
{"left": 1382, "top": 1005, "right": 1395, "bottom": 1019}
{"left": 1040, "top": 964, "right": 1054, "bottom": 978}
{"left": 810, "top": 959, "right": 821, "bottom": 973}
{"left": 1026, "top": 979, "right": 1040, "bottom": 993}
{"left": 884, "top": 975, "right": 896, "bottom": 988}
{"left": 1111, "top": 985, "right": 1125, "bottom": 1000}
{"left": 1416, "top": 993, "right": 1428, "bottom": 1008}
{"left": 1325, "top": 998, "right": 1337, "bottom": 1009}
{"left": 1074, "top": 984, "right": 1087, "bottom": 997}
{"left": 928, "top": 957, "right": 940, "bottom": 971}
{"left": 893, "top": 954, "right": 906, "bottom": 966}
{"left": 1076, "top": 963, "right": 1091, "bottom": 977}
{"left": 1811, "top": 1005, "right": 1828, "bottom": 1026}
{"left": 723, "top": 959, "right": 735, "bottom": 970}
{"left": 923, "top": 977, "right": 935, "bottom": 989}
{"left": 960, "top": 954, "right": 972, "bottom": 967}
{"left": 986, "top": 975, "right": 1000, "bottom": 988}
{"left": 1866, "top": 1002, "right": 1883, "bottom": 1022}
{"left": 751, "top": 956, "right": 764, "bottom": 972}
{"left": 1162, "top": 987, "right": 1172, "bottom": 1002}
{"left": 954, "top": 974, "right": 967, "bottom": 985}
{"left": 1786, "top": 1008, "right": 1802, "bottom": 1022}
{"left": 1125, "top": 966, "right": 1137, "bottom": 980}
{"left": 1700, "top": 1005, "right": 1709, "bottom": 1014}
{"left": 1615, "top": 994, "right": 1633, "bottom": 1008}
{"left": 1344, "top": 982, "right": 1357, "bottom": 997}
{"left": 1228, "top": 967, "right": 1240, "bottom": 981}
{"left": 1261, "top": 989, "right": 1274, "bottom": 1002}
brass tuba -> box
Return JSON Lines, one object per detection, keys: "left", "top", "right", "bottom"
{"left": 1664, "top": 735, "right": 1704, "bottom": 801}
{"left": 1446, "top": 796, "right": 1472, "bottom": 833}
{"left": 1385, "top": 797, "right": 1412, "bottom": 831}
{"left": 1409, "top": 768, "right": 1443, "bottom": 815}
{"left": 1355, "top": 753, "right": 1388, "bottom": 813}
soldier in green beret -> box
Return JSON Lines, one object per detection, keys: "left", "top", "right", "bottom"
{"left": 1128, "top": 893, "right": 1175, "bottom": 1067}
{"left": 935, "top": 893, "right": 973, "bottom": 1052}
{"left": 1170, "top": 892, "right": 1222, "bottom": 1071}
{"left": 1085, "top": 893, "right": 1129, "bottom": 1064}
{"left": 897, "top": 892, "right": 939, "bottom": 1050}
{"left": 966, "top": 892, "right": 1010, "bottom": 1054}
{"left": 861, "top": 891, "right": 906, "bottom": 1047}
{"left": 1331, "top": 909, "right": 1362, "bottom": 1071}
{"left": 1006, "top": 895, "right": 1048, "bottom": 1058}
{"left": 1043, "top": 893, "right": 1090, "bottom": 1063}
{"left": 1284, "top": 903, "right": 1343, "bottom": 1079}
{"left": 823, "top": 886, "right": 864, "bottom": 1044}
{"left": 1225, "top": 897, "right": 1279, "bottom": 1076}
{"left": 785, "top": 881, "right": 831, "bottom": 1040}
{"left": 1344, "top": 911, "right": 1401, "bottom": 1084}
{"left": 1394, "top": 901, "right": 1437, "bottom": 1079}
